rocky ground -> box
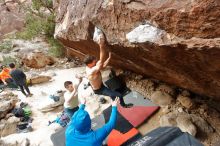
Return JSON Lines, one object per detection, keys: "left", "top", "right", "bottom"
{"left": 0, "top": 38, "right": 112, "bottom": 146}
{"left": 121, "top": 70, "right": 220, "bottom": 146}
{"left": 0, "top": 66, "right": 114, "bottom": 146}
{"left": 0, "top": 39, "right": 220, "bottom": 146}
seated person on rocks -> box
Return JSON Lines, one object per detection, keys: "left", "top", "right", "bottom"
{"left": 64, "top": 74, "right": 83, "bottom": 118}
{"left": 0, "top": 65, "right": 14, "bottom": 86}
{"left": 66, "top": 97, "right": 119, "bottom": 146}
{"left": 84, "top": 34, "right": 133, "bottom": 108}
{"left": 9, "top": 63, "right": 33, "bottom": 97}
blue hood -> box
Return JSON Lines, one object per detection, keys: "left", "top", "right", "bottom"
{"left": 71, "top": 108, "right": 91, "bottom": 133}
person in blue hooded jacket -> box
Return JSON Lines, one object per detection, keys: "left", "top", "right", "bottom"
{"left": 65, "top": 97, "right": 119, "bottom": 146}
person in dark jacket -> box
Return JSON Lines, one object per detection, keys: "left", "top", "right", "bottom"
{"left": 65, "top": 97, "right": 119, "bottom": 146}
{"left": 9, "top": 63, "right": 32, "bottom": 97}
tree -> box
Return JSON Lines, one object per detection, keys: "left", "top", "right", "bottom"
{"left": 17, "top": 0, "right": 64, "bottom": 57}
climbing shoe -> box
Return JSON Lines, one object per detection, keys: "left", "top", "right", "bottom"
{"left": 122, "top": 103, "right": 133, "bottom": 108}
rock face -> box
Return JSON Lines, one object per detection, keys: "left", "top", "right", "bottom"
{"left": 176, "top": 114, "right": 197, "bottom": 136}
{"left": 30, "top": 75, "right": 52, "bottom": 85}
{"left": 0, "top": 116, "right": 20, "bottom": 137}
{"left": 160, "top": 112, "right": 197, "bottom": 136}
{"left": 54, "top": 0, "right": 220, "bottom": 99}
{"left": 0, "top": 92, "right": 18, "bottom": 120}
{"left": 151, "top": 91, "right": 174, "bottom": 106}
{"left": 0, "top": 0, "right": 25, "bottom": 39}
{"left": 21, "top": 51, "right": 55, "bottom": 69}
{"left": 177, "top": 95, "right": 194, "bottom": 109}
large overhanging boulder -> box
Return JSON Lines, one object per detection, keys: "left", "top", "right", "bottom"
{"left": 54, "top": 0, "right": 220, "bottom": 99}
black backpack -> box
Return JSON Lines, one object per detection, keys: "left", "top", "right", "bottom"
{"left": 12, "top": 108, "right": 25, "bottom": 117}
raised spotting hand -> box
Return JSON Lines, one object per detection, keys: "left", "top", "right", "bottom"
{"left": 112, "top": 97, "right": 120, "bottom": 107}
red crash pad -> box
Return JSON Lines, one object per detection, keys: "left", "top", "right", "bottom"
{"left": 107, "top": 128, "right": 139, "bottom": 146}
{"left": 118, "top": 106, "right": 159, "bottom": 127}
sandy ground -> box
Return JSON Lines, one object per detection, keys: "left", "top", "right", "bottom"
{"left": 1, "top": 67, "right": 112, "bottom": 146}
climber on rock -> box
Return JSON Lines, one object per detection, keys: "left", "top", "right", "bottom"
{"left": 84, "top": 33, "right": 133, "bottom": 108}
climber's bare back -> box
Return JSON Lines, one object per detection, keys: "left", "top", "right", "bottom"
{"left": 86, "top": 62, "right": 103, "bottom": 90}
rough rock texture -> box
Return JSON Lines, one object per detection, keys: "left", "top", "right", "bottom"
{"left": 30, "top": 75, "right": 52, "bottom": 85}
{"left": 156, "top": 84, "right": 175, "bottom": 96}
{"left": 151, "top": 91, "right": 174, "bottom": 106}
{"left": 176, "top": 114, "right": 197, "bottom": 136}
{"left": 191, "top": 114, "right": 213, "bottom": 134}
{"left": 55, "top": 0, "right": 220, "bottom": 99}
{"left": 0, "top": 0, "right": 25, "bottom": 39}
{"left": 126, "top": 77, "right": 155, "bottom": 98}
{"left": 160, "top": 112, "right": 198, "bottom": 136}
{"left": 206, "top": 108, "right": 220, "bottom": 135}
{"left": 0, "top": 116, "right": 20, "bottom": 137}
{"left": 159, "top": 112, "right": 177, "bottom": 126}
{"left": 0, "top": 138, "right": 30, "bottom": 146}
{"left": 177, "top": 95, "right": 194, "bottom": 109}
{"left": 0, "top": 92, "right": 18, "bottom": 120}
{"left": 21, "top": 51, "right": 55, "bottom": 69}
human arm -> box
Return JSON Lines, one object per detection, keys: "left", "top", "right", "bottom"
{"left": 0, "top": 71, "right": 7, "bottom": 85}
{"left": 95, "top": 97, "right": 119, "bottom": 141}
{"left": 2, "top": 79, "right": 7, "bottom": 85}
{"left": 65, "top": 75, "right": 83, "bottom": 101}
{"left": 87, "top": 60, "right": 104, "bottom": 75}
{"left": 74, "top": 74, "right": 83, "bottom": 87}
{"left": 103, "top": 52, "right": 111, "bottom": 68}
{"left": 98, "top": 34, "right": 108, "bottom": 64}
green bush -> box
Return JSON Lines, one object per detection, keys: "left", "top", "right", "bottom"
{"left": 48, "top": 37, "right": 64, "bottom": 57}
{"left": 16, "top": 0, "right": 64, "bottom": 57}
{"left": 16, "top": 13, "right": 55, "bottom": 40}
{"left": 1, "top": 56, "right": 17, "bottom": 66}
{"left": 0, "top": 40, "right": 13, "bottom": 52}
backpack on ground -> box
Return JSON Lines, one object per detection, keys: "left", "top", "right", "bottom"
{"left": 48, "top": 111, "right": 70, "bottom": 127}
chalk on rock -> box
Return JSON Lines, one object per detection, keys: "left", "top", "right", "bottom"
{"left": 126, "top": 23, "right": 164, "bottom": 43}
{"left": 93, "top": 27, "right": 104, "bottom": 43}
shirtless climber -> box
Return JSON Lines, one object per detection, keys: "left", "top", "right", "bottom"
{"left": 84, "top": 34, "right": 133, "bottom": 108}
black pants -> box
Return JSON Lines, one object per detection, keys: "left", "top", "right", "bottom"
{"left": 94, "top": 84, "right": 126, "bottom": 106}
{"left": 17, "top": 82, "right": 30, "bottom": 96}
{"left": 5, "top": 78, "right": 17, "bottom": 87}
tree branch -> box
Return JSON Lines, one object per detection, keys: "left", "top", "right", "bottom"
{"left": 39, "top": 0, "right": 54, "bottom": 14}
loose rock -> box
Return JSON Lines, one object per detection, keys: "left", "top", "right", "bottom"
{"left": 0, "top": 116, "right": 20, "bottom": 137}
{"left": 21, "top": 52, "right": 55, "bottom": 69}
{"left": 190, "top": 114, "right": 214, "bottom": 134}
{"left": 157, "top": 84, "right": 175, "bottom": 96}
{"left": 160, "top": 112, "right": 177, "bottom": 127}
{"left": 151, "top": 91, "right": 174, "bottom": 106}
{"left": 177, "top": 95, "right": 194, "bottom": 109}
{"left": 176, "top": 114, "right": 197, "bottom": 136}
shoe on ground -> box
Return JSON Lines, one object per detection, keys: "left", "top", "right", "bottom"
{"left": 28, "top": 93, "right": 33, "bottom": 97}
{"left": 17, "top": 123, "right": 33, "bottom": 133}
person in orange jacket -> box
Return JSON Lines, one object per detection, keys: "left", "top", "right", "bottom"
{"left": 0, "top": 65, "right": 14, "bottom": 85}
